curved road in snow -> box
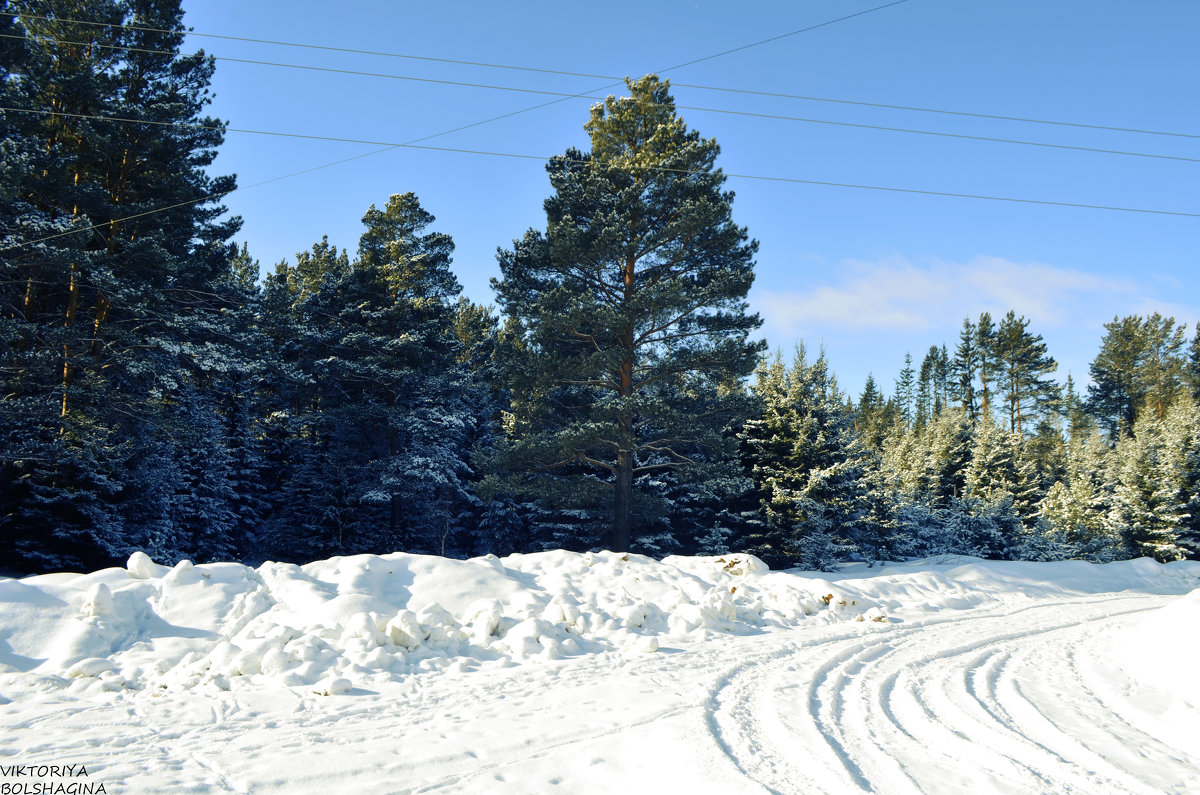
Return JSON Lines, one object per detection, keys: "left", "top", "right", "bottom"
{"left": 706, "top": 594, "right": 1199, "bottom": 795}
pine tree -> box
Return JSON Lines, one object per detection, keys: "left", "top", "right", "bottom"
{"left": 1088, "top": 316, "right": 1145, "bottom": 439}
{"left": 994, "top": 311, "right": 1059, "bottom": 435}
{"left": 1, "top": 0, "right": 243, "bottom": 570}
{"left": 1138, "top": 314, "right": 1187, "bottom": 422}
{"left": 1085, "top": 315, "right": 1187, "bottom": 439}
{"left": 491, "top": 75, "right": 764, "bottom": 552}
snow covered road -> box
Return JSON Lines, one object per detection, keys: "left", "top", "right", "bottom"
{"left": 708, "top": 594, "right": 1198, "bottom": 794}
{"left": 2, "top": 554, "right": 1198, "bottom": 793}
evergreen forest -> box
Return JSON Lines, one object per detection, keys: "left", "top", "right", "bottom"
{"left": 2, "top": 1, "right": 1198, "bottom": 574}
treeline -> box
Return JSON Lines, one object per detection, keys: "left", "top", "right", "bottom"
{"left": 742, "top": 313, "right": 1200, "bottom": 570}
{"left": 2, "top": 2, "right": 1198, "bottom": 573}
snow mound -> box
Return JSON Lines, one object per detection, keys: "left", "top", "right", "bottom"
{"left": 0, "top": 550, "right": 862, "bottom": 697}
{"left": 1115, "top": 587, "right": 1200, "bottom": 710}
{"left": 2, "top": 551, "right": 1196, "bottom": 701}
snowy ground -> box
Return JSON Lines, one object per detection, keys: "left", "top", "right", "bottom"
{"left": 1, "top": 551, "right": 1198, "bottom": 794}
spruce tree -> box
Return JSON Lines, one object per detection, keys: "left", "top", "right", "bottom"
{"left": 951, "top": 317, "right": 979, "bottom": 422}
{"left": 921, "top": 408, "right": 974, "bottom": 508}
{"left": 1036, "top": 428, "right": 1122, "bottom": 563}
{"left": 855, "top": 373, "right": 897, "bottom": 449}
{"left": 1155, "top": 395, "right": 1200, "bottom": 559}
{"left": 962, "top": 419, "right": 1026, "bottom": 556}
{"left": 1062, "top": 374, "right": 1093, "bottom": 440}
{"left": 915, "top": 347, "right": 937, "bottom": 430}
{"left": 895, "top": 353, "right": 915, "bottom": 428}
{"left": 492, "top": 75, "right": 764, "bottom": 552}
{"left": 740, "top": 348, "right": 864, "bottom": 570}
{"left": 976, "top": 312, "right": 998, "bottom": 422}
{"left": 1188, "top": 325, "right": 1200, "bottom": 401}
{"left": 1107, "top": 417, "right": 1177, "bottom": 560}
{"left": 259, "top": 195, "right": 475, "bottom": 559}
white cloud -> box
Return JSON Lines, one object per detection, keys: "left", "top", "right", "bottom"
{"left": 1130, "top": 297, "right": 1200, "bottom": 325}
{"left": 753, "top": 255, "right": 1189, "bottom": 336}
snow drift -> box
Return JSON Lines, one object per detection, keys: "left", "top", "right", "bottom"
{"left": 2, "top": 550, "right": 1197, "bottom": 703}
{"left": 0, "top": 550, "right": 866, "bottom": 697}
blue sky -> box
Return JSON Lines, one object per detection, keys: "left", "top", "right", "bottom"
{"left": 182, "top": 0, "right": 1199, "bottom": 398}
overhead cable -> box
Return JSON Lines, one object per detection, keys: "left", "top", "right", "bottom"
{"left": 3, "top": 106, "right": 1196, "bottom": 232}
{"left": 5, "top": 32, "right": 1195, "bottom": 164}
{"left": 3, "top": 4, "right": 1196, "bottom": 141}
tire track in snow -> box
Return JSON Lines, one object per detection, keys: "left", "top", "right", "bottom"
{"left": 706, "top": 646, "right": 815, "bottom": 794}
{"left": 706, "top": 628, "right": 886, "bottom": 794}
{"left": 706, "top": 594, "right": 1194, "bottom": 795}
{"left": 987, "top": 614, "right": 1200, "bottom": 794}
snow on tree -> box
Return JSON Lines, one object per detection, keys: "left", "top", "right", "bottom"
{"left": 739, "top": 348, "right": 867, "bottom": 570}
{"left": 0, "top": 0, "right": 247, "bottom": 570}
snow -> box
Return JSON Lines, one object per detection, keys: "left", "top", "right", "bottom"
{"left": 1, "top": 551, "right": 1198, "bottom": 793}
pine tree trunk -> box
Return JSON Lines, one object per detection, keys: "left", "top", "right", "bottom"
{"left": 23, "top": 275, "right": 35, "bottom": 320}
{"left": 61, "top": 263, "right": 80, "bottom": 419}
{"left": 613, "top": 348, "right": 635, "bottom": 551}
{"left": 611, "top": 252, "right": 637, "bottom": 552}
{"left": 613, "top": 448, "right": 632, "bottom": 552}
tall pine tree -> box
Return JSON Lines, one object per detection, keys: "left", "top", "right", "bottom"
{"left": 492, "top": 75, "right": 764, "bottom": 552}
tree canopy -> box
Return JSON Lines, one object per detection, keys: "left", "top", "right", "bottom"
{"left": 491, "top": 75, "right": 764, "bottom": 552}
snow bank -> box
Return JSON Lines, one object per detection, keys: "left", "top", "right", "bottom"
{"left": 1, "top": 551, "right": 1196, "bottom": 701}
{"left": 1114, "top": 587, "right": 1200, "bottom": 710}
{"left": 802, "top": 556, "right": 1200, "bottom": 613}
{"left": 0, "top": 551, "right": 861, "bottom": 697}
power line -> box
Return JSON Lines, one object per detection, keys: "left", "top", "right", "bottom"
{"left": 3, "top": 3, "right": 914, "bottom": 77}
{"left": 0, "top": 9, "right": 617, "bottom": 79}
{"left": 647, "top": 0, "right": 913, "bottom": 72}
{"left": 0, "top": 141, "right": 418, "bottom": 252}
{"left": 2, "top": 3, "right": 925, "bottom": 148}
{"left": 3, "top": 107, "right": 1197, "bottom": 228}
{"left": 0, "top": 0, "right": 922, "bottom": 252}
{"left": 340, "top": 2, "right": 918, "bottom": 167}
{"left": 673, "top": 104, "right": 1200, "bottom": 163}
{"left": 5, "top": 32, "right": 1196, "bottom": 165}
{"left": 4, "top": 5, "right": 1197, "bottom": 142}
{"left": 669, "top": 83, "right": 1200, "bottom": 142}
